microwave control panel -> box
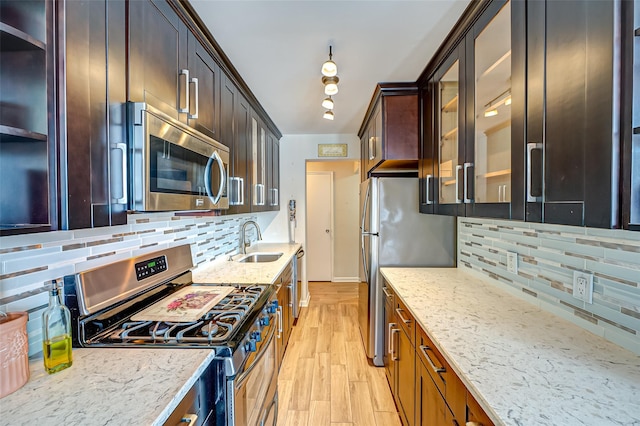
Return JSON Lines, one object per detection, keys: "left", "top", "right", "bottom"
{"left": 135, "top": 255, "right": 168, "bottom": 281}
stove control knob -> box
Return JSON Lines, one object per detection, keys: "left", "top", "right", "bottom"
{"left": 260, "top": 316, "right": 270, "bottom": 326}
{"left": 251, "top": 331, "right": 262, "bottom": 342}
{"left": 245, "top": 339, "right": 257, "bottom": 353}
{"left": 267, "top": 300, "right": 278, "bottom": 314}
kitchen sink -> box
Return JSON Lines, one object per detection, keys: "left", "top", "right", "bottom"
{"left": 235, "top": 252, "right": 283, "bottom": 263}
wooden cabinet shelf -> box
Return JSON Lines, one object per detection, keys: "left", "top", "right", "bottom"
{"left": 478, "top": 49, "right": 511, "bottom": 80}
{"left": 481, "top": 168, "right": 511, "bottom": 179}
{"left": 0, "top": 125, "right": 47, "bottom": 143}
{"left": 441, "top": 95, "right": 458, "bottom": 113}
{"left": 0, "top": 22, "right": 45, "bottom": 51}
{"left": 441, "top": 127, "right": 458, "bottom": 141}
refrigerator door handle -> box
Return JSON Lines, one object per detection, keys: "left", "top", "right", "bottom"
{"left": 360, "top": 182, "right": 371, "bottom": 232}
{"left": 361, "top": 234, "right": 370, "bottom": 286}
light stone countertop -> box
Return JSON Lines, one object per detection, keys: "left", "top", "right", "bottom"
{"left": 192, "top": 242, "right": 302, "bottom": 284}
{"left": 0, "top": 348, "right": 215, "bottom": 425}
{"left": 0, "top": 243, "right": 301, "bottom": 425}
{"left": 380, "top": 267, "right": 640, "bottom": 426}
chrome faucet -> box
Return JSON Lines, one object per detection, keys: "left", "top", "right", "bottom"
{"left": 240, "top": 220, "right": 262, "bottom": 254}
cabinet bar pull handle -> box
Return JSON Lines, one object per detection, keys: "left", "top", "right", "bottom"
{"left": 179, "top": 413, "right": 198, "bottom": 424}
{"left": 425, "top": 174, "right": 433, "bottom": 205}
{"left": 238, "top": 177, "right": 244, "bottom": 206}
{"left": 455, "top": 164, "right": 463, "bottom": 203}
{"left": 464, "top": 162, "right": 474, "bottom": 203}
{"left": 179, "top": 69, "right": 190, "bottom": 113}
{"left": 368, "top": 136, "right": 376, "bottom": 160}
{"left": 420, "top": 345, "right": 446, "bottom": 374}
{"left": 111, "top": 143, "right": 128, "bottom": 204}
{"left": 277, "top": 306, "right": 283, "bottom": 337}
{"left": 395, "top": 308, "right": 411, "bottom": 325}
{"left": 391, "top": 328, "right": 400, "bottom": 360}
{"left": 527, "top": 143, "right": 543, "bottom": 202}
{"left": 229, "top": 177, "right": 240, "bottom": 205}
{"left": 189, "top": 77, "right": 199, "bottom": 119}
{"left": 382, "top": 287, "right": 392, "bottom": 299}
{"left": 388, "top": 322, "right": 396, "bottom": 354}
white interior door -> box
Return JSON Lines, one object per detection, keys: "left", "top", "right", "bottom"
{"left": 306, "top": 171, "right": 333, "bottom": 281}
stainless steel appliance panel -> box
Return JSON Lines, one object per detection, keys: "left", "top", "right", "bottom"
{"left": 358, "top": 177, "right": 456, "bottom": 366}
{"left": 130, "top": 102, "right": 229, "bottom": 211}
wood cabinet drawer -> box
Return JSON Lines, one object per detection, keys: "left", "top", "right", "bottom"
{"left": 416, "top": 325, "right": 465, "bottom": 421}
{"left": 394, "top": 297, "right": 415, "bottom": 346}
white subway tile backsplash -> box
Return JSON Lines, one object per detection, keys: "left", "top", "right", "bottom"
{"left": 459, "top": 217, "right": 640, "bottom": 355}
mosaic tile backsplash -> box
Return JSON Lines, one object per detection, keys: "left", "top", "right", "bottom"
{"left": 0, "top": 212, "right": 257, "bottom": 357}
{"left": 458, "top": 217, "right": 640, "bottom": 355}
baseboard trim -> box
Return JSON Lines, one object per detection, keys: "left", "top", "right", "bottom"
{"left": 331, "top": 276, "right": 360, "bottom": 283}
{"left": 300, "top": 293, "right": 311, "bottom": 307}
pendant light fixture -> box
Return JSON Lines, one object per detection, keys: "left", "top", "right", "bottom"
{"left": 321, "top": 45, "right": 339, "bottom": 120}
{"left": 321, "top": 46, "right": 338, "bottom": 77}
{"left": 322, "top": 96, "right": 334, "bottom": 110}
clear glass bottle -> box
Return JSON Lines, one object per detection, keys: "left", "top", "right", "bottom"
{"left": 42, "top": 280, "right": 73, "bottom": 374}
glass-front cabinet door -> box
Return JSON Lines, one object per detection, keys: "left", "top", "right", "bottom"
{"left": 465, "top": 0, "right": 524, "bottom": 219}
{"left": 473, "top": 1, "right": 511, "bottom": 206}
{"left": 434, "top": 43, "right": 466, "bottom": 216}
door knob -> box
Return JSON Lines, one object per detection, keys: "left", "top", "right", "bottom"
{"left": 325, "top": 229, "right": 330, "bottom": 233}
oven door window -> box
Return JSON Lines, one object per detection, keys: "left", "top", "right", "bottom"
{"left": 150, "top": 136, "right": 225, "bottom": 202}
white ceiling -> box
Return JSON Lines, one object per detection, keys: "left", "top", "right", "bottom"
{"left": 190, "top": 0, "right": 471, "bottom": 136}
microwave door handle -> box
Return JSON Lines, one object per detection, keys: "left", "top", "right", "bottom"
{"left": 211, "top": 151, "right": 226, "bottom": 204}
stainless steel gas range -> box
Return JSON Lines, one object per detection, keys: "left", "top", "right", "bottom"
{"left": 63, "top": 245, "right": 278, "bottom": 426}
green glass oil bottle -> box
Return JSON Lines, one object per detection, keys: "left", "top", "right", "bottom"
{"left": 42, "top": 280, "right": 73, "bottom": 374}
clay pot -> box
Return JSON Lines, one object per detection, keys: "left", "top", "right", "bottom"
{"left": 0, "top": 312, "right": 30, "bottom": 398}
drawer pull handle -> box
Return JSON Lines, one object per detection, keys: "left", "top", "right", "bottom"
{"left": 391, "top": 328, "right": 400, "bottom": 361}
{"left": 388, "top": 322, "right": 397, "bottom": 354}
{"left": 179, "top": 413, "right": 198, "bottom": 424}
{"left": 395, "top": 308, "right": 411, "bottom": 325}
{"left": 420, "top": 345, "right": 446, "bottom": 374}
{"left": 382, "top": 287, "right": 392, "bottom": 299}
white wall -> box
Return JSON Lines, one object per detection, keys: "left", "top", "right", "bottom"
{"left": 261, "top": 133, "right": 361, "bottom": 304}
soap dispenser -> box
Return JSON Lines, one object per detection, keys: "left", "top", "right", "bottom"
{"left": 42, "top": 280, "right": 73, "bottom": 374}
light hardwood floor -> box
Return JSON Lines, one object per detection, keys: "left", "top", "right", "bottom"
{"left": 276, "top": 281, "right": 402, "bottom": 426}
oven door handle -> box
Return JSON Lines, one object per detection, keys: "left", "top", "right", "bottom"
{"left": 205, "top": 151, "right": 226, "bottom": 205}
{"left": 234, "top": 319, "right": 276, "bottom": 389}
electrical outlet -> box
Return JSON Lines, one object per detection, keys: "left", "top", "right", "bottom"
{"left": 572, "top": 271, "right": 593, "bottom": 304}
{"left": 506, "top": 251, "right": 518, "bottom": 274}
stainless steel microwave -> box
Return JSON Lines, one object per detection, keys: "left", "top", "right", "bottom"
{"left": 128, "top": 102, "right": 229, "bottom": 211}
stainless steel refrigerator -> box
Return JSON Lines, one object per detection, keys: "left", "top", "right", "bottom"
{"left": 358, "top": 177, "right": 456, "bottom": 366}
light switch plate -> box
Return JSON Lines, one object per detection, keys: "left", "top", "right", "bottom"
{"left": 572, "top": 271, "right": 593, "bottom": 304}
{"left": 507, "top": 251, "right": 518, "bottom": 274}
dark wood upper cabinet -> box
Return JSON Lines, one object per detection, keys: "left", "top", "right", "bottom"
{"left": 419, "top": 0, "right": 632, "bottom": 230}
{"left": 61, "top": 0, "right": 128, "bottom": 229}
{"left": 186, "top": 32, "right": 221, "bottom": 141}
{"left": 0, "top": 0, "right": 56, "bottom": 235}
{"left": 421, "top": 0, "right": 524, "bottom": 219}
{"left": 623, "top": 0, "right": 640, "bottom": 230}
{"left": 221, "top": 73, "right": 252, "bottom": 214}
{"left": 526, "top": 0, "right": 620, "bottom": 228}
{"left": 128, "top": 0, "right": 189, "bottom": 120}
{"left": 359, "top": 83, "right": 419, "bottom": 177}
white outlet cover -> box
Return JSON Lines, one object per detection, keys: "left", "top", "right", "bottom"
{"left": 507, "top": 251, "right": 518, "bottom": 274}
{"left": 572, "top": 271, "right": 593, "bottom": 304}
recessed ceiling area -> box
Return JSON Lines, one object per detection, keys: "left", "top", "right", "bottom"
{"left": 190, "top": 0, "right": 471, "bottom": 135}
